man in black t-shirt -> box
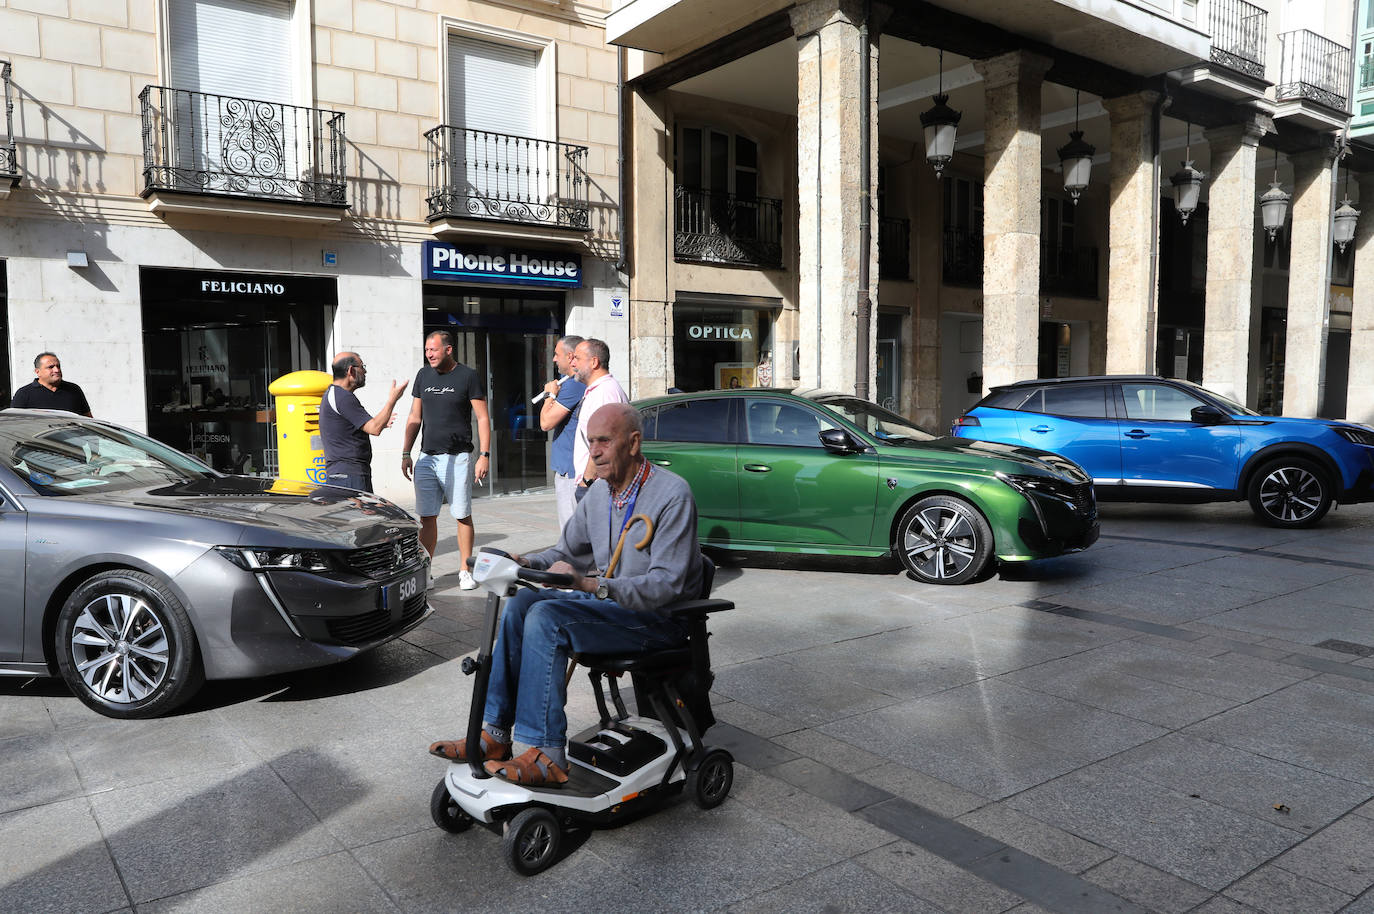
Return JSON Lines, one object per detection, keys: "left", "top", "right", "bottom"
{"left": 401, "top": 331, "right": 491, "bottom": 589}
{"left": 10, "top": 352, "right": 92, "bottom": 416}
{"left": 317, "top": 352, "right": 408, "bottom": 493}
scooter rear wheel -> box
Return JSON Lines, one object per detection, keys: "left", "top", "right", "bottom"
{"left": 503, "top": 807, "right": 562, "bottom": 876}
{"left": 687, "top": 749, "right": 734, "bottom": 809}
{"left": 430, "top": 779, "right": 474, "bottom": 833}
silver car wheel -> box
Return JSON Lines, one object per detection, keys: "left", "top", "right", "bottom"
{"left": 1256, "top": 465, "right": 1324, "bottom": 524}
{"left": 69, "top": 592, "right": 171, "bottom": 705}
{"left": 904, "top": 505, "right": 978, "bottom": 580}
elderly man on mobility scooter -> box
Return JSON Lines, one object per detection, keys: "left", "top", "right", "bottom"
{"left": 429, "top": 402, "right": 704, "bottom": 786}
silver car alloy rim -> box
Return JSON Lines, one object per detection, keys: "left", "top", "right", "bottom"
{"left": 70, "top": 593, "right": 170, "bottom": 704}
{"left": 904, "top": 506, "right": 978, "bottom": 580}
{"left": 1258, "top": 466, "right": 1323, "bottom": 523}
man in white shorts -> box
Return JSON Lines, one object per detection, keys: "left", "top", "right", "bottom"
{"left": 401, "top": 331, "right": 491, "bottom": 590}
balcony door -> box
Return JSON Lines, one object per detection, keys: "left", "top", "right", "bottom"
{"left": 447, "top": 34, "right": 540, "bottom": 210}
{"left": 167, "top": 0, "right": 296, "bottom": 194}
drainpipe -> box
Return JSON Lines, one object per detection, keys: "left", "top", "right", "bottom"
{"left": 855, "top": 0, "right": 873, "bottom": 399}
{"left": 1146, "top": 87, "right": 1168, "bottom": 376}
{"left": 615, "top": 46, "right": 628, "bottom": 276}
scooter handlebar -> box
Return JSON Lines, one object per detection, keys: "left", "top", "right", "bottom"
{"left": 468, "top": 549, "right": 576, "bottom": 588}
{"left": 516, "top": 567, "right": 577, "bottom": 587}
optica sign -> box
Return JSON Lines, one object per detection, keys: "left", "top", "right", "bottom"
{"left": 422, "top": 241, "right": 582, "bottom": 288}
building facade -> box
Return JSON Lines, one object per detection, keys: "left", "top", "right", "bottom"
{"left": 609, "top": 0, "right": 1370, "bottom": 431}
{"left": 2, "top": 0, "right": 1371, "bottom": 506}
{"left": 0, "top": 0, "right": 628, "bottom": 499}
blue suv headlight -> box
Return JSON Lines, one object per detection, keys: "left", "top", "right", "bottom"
{"left": 1330, "top": 425, "right": 1374, "bottom": 447}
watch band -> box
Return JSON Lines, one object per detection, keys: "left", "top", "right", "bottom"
{"left": 479, "top": 451, "right": 490, "bottom": 457}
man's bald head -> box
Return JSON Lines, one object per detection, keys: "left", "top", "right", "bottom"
{"left": 586, "top": 403, "right": 643, "bottom": 490}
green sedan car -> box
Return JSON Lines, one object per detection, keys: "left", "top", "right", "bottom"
{"left": 633, "top": 389, "right": 1099, "bottom": 584}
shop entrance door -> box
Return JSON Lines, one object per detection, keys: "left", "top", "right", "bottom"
{"left": 423, "top": 291, "right": 562, "bottom": 497}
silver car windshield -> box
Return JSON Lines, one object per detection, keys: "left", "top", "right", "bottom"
{"left": 0, "top": 416, "right": 216, "bottom": 496}
{"left": 813, "top": 396, "right": 937, "bottom": 443}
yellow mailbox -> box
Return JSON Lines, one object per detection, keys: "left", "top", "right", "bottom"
{"left": 268, "top": 370, "right": 333, "bottom": 484}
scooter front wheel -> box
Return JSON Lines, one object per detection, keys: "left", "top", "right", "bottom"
{"left": 687, "top": 749, "right": 734, "bottom": 809}
{"left": 503, "top": 807, "right": 562, "bottom": 876}
{"left": 430, "top": 779, "right": 474, "bottom": 833}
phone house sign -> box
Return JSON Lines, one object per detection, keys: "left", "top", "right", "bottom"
{"left": 422, "top": 241, "right": 582, "bottom": 288}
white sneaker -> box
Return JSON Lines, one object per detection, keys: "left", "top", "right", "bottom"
{"left": 458, "top": 570, "right": 478, "bottom": 591}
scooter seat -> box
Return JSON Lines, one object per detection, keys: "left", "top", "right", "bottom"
{"left": 579, "top": 647, "right": 692, "bottom": 673}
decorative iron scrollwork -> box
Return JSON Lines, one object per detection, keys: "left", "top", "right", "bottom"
{"left": 139, "top": 86, "right": 347, "bottom": 207}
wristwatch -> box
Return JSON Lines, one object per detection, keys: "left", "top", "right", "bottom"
{"left": 479, "top": 451, "right": 490, "bottom": 458}
{"left": 582, "top": 477, "right": 596, "bottom": 487}
{"left": 595, "top": 581, "right": 610, "bottom": 600}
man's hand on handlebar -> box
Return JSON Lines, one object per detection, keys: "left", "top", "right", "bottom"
{"left": 547, "top": 560, "right": 596, "bottom": 594}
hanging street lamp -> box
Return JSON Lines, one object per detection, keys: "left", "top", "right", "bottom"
{"left": 921, "top": 49, "right": 961, "bottom": 179}
{"left": 1259, "top": 148, "right": 1290, "bottom": 242}
{"left": 1170, "top": 121, "right": 1206, "bottom": 226}
{"left": 1333, "top": 154, "right": 1359, "bottom": 254}
{"left": 1057, "top": 90, "right": 1094, "bottom": 204}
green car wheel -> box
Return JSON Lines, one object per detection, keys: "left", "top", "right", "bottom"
{"left": 897, "top": 495, "right": 994, "bottom": 585}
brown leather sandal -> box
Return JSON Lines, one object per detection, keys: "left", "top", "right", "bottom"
{"left": 483, "top": 746, "right": 569, "bottom": 786}
{"left": 428, "top": 730, "right": 512, "bottom": 762}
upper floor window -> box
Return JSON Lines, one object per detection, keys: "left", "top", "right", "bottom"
{"left": 169, "top": 0, "right": 294, "bottom": 103}
{"left": 678, "top": 127, "right": 760, "bottom": 199}
{"left": 447, "top": 33, "right": 542, "bottom": 140}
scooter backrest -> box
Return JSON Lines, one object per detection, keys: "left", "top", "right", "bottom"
{"left": 700, "top": 554, "right": 716, "bottom": 598}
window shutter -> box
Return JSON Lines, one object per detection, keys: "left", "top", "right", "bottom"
{"left": 169, "top": 0, "right": 293, "bottom": 103}
{"left": 447, "top": 34, "right": 538, "bottom": 138}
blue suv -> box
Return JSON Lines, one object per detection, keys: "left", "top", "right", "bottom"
{"left": 951, "top": 376, "right": 1374, "bottom": 528}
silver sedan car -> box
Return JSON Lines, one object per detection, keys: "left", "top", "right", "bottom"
{"left": 0, "top": 410, "right": 431, "bottom": 718}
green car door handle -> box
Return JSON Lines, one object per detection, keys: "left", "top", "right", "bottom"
{"left": 744, "top": 464, "right": 771, "bottom": 473}
{"left": 650, "top": 458, "right": 672, "bottom": 466}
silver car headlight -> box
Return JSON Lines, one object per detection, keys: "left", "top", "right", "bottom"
{"left": 216, "top": 546, "right": 333, "bottom": 573}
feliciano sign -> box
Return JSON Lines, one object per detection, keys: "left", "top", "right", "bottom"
{"left": 423, "top": 242, "right": 582, "bottom": 289}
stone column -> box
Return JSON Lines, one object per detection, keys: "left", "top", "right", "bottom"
{"left": 627, "top": 88, "right": 672, "bottom": 397}
{"left": 1348, "top": 172, "right": 1374, "bottom": 424}
{"left": 1102, "top": 91, "right": 1161, "bottom": 375}
{"left": 792, "top": 0, "right": 879, "bottom": 392}
{"left": 1201, "top": 114, "right": 1269, "bottom": 404}
{"left": 1283, "top": 144, "right": 1339, "bottom": 417}
{"left": 971, "top": 50, "right": 1052, "bottom": 391}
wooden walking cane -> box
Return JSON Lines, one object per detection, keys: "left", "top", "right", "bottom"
{"left": 566, "top": 514, "right": 655, "bottom": 685}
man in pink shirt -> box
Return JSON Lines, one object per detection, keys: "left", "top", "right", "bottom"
{"left": 570, "top": 338, "right": 629, "bottom": 499}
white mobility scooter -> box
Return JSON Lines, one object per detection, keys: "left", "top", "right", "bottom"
{"left": 430, "top": 547, "right": 735, "bottom": 876}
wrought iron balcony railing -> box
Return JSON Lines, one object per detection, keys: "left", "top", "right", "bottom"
{"left": 1276, "top": 30, "right": 1351, "bottom": 111}
{"left": 1041, "top": 243, "right": 1100, "bottom": 299}
{"left": 674, "top": 186, "right": 783, "bottom": 268}
{"left": 942, "top": 226, "right": 982, "bottom": 287}
{"left": 1208, "top": 0, "right": 1266, "bottom": 79}
{"left": 140, "top": 86, "right": 346, "bottom": 205}
{"left": 879, "top": 216, "right": 910, "bottom": 280}
{"left": 425, "top": 125, "right": 588, "bottom": 229}
{"left": 1, "top": 61, "right": 17, "bottom": 185}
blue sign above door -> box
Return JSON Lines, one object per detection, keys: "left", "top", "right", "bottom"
{"left": 422, "top": 241, "right": 582, "bottom": 288}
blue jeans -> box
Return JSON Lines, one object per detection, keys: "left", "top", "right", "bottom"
{"left": 484, "top": 589, "right": 686, "bottom": 749}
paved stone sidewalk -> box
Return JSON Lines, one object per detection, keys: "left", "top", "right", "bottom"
{"left": 3, "top": 492, "right": 1374, "bottom": 913}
